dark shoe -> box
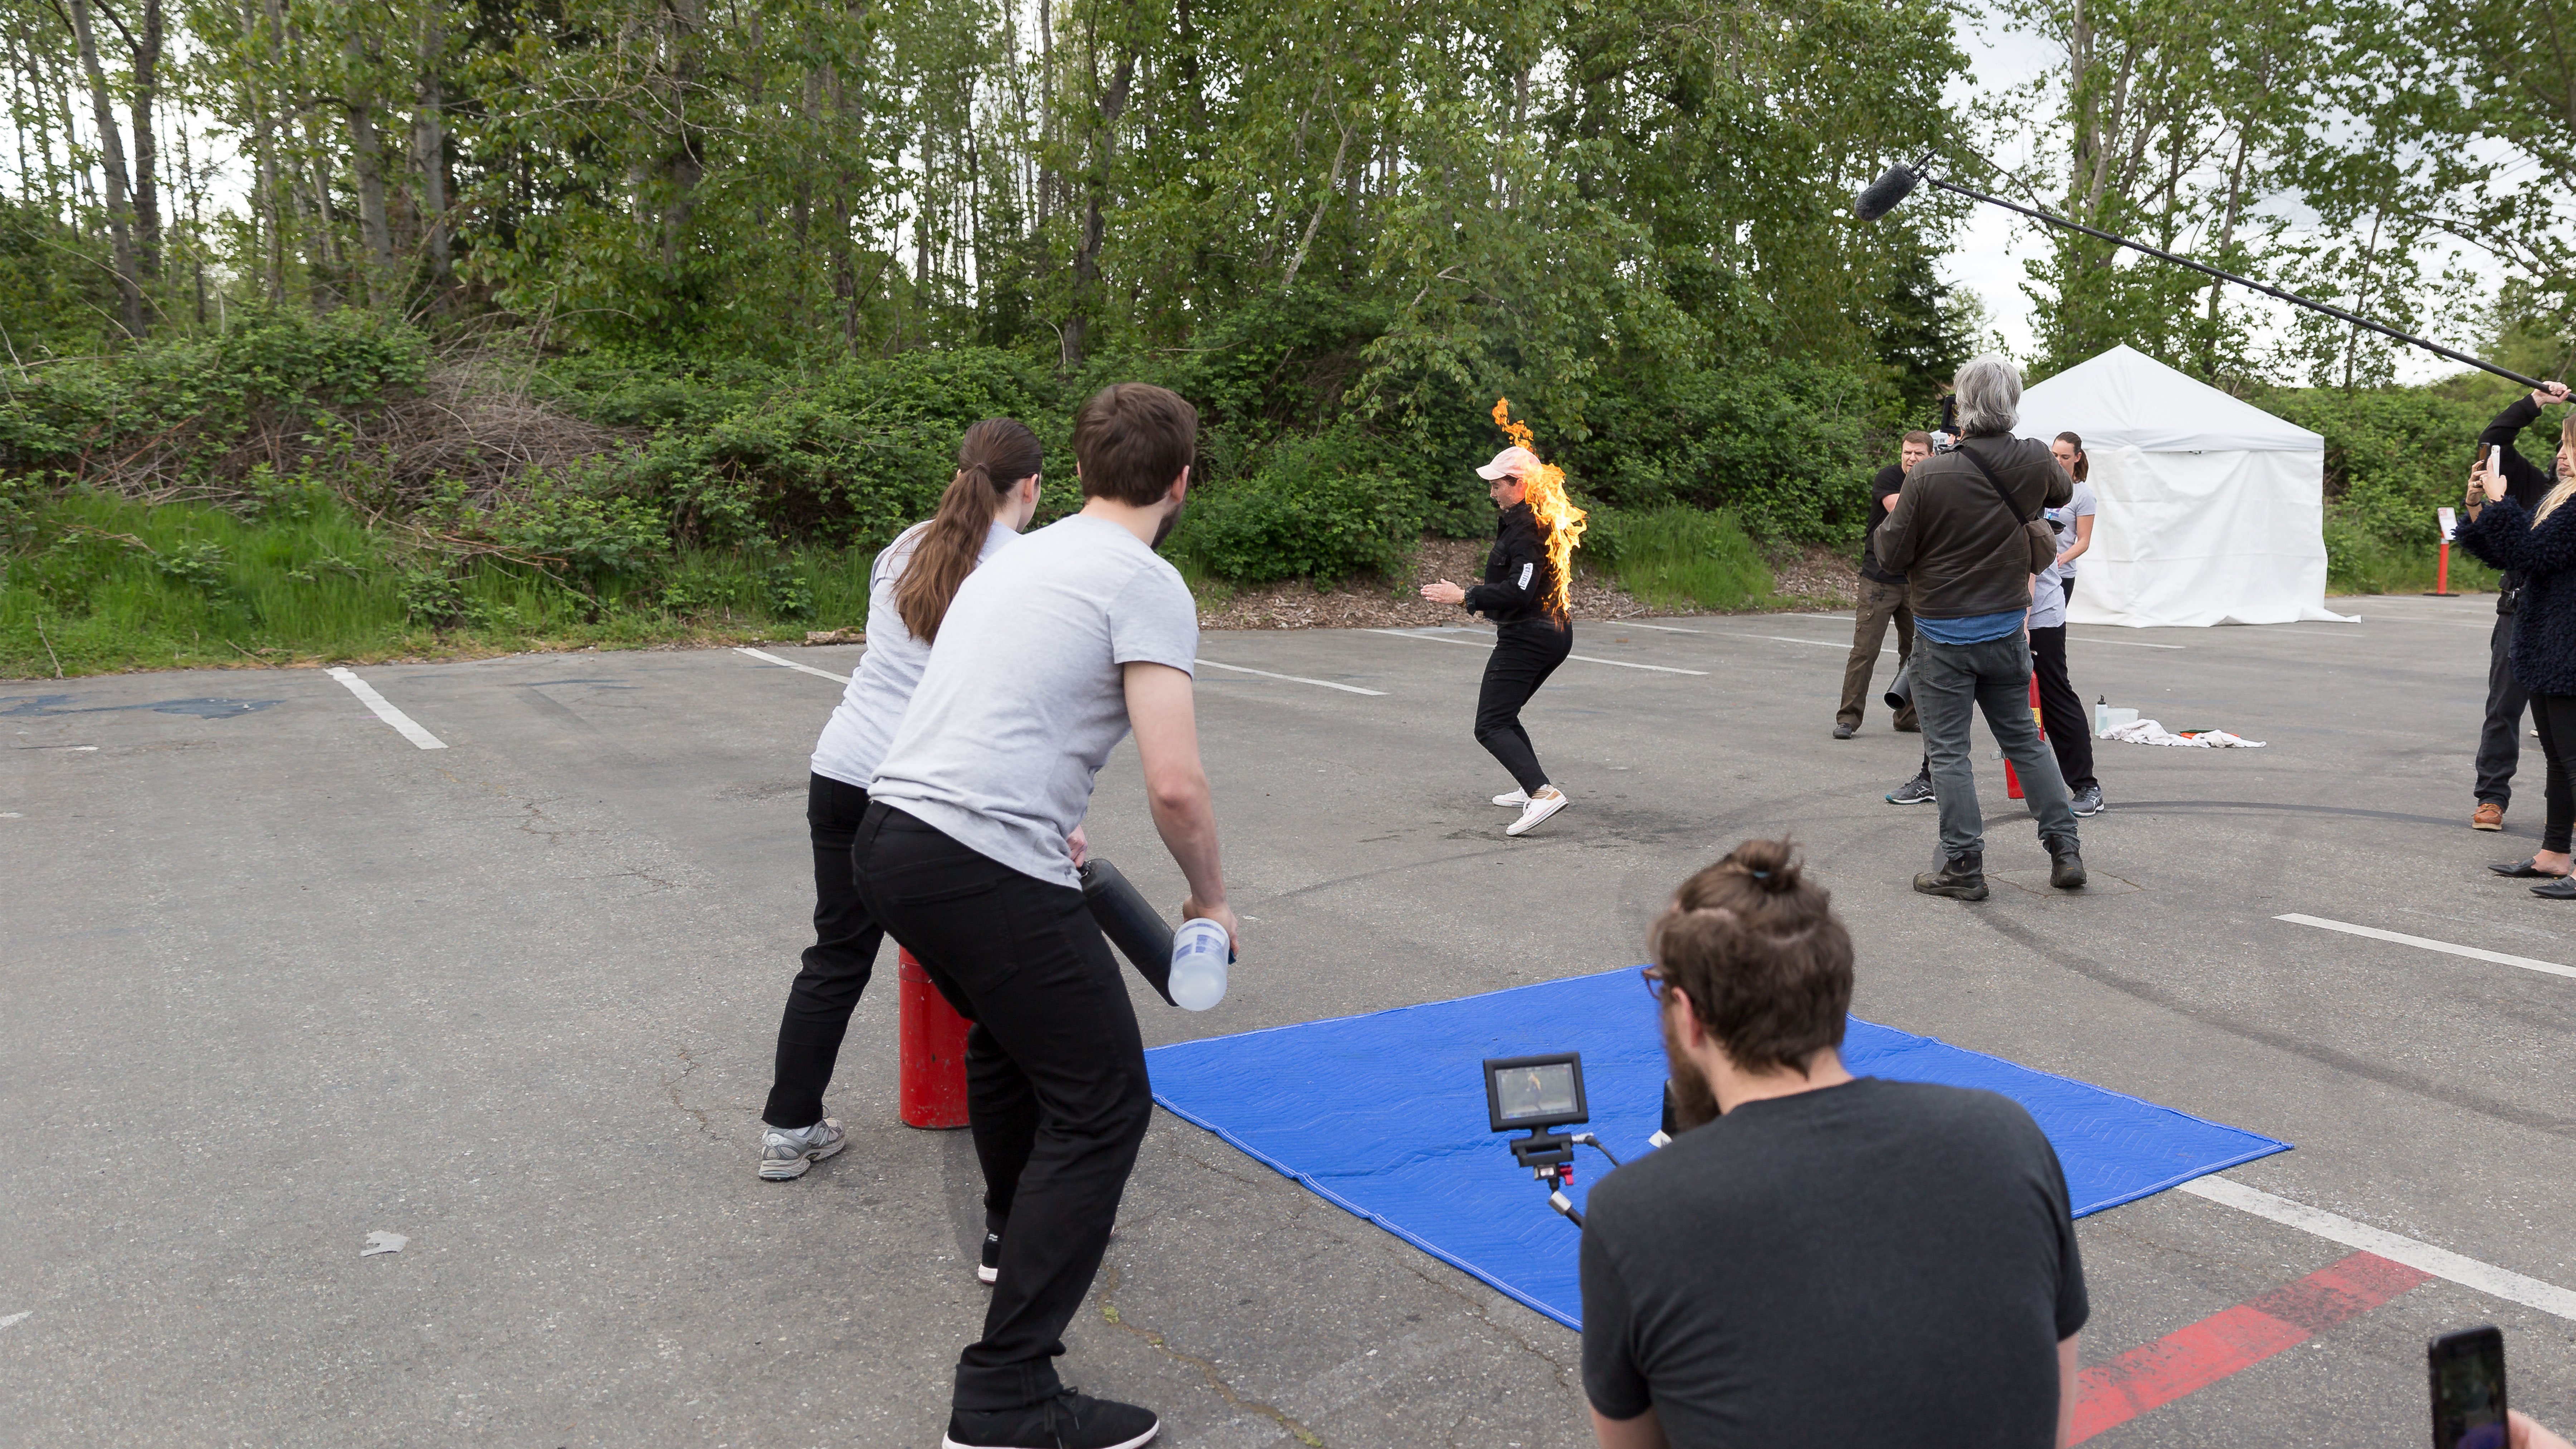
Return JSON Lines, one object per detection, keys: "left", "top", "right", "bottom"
{"left": 2049, "top": 843, "right": 2087, "bottom": 890}
{"left": 1894, "top": 718, "right": 1921, "bottom": 733}
{"left": 1833, "top": 721, "right": 1858, "bottom": 739}
{"left": 2473, "top": 802, "right": 2506, "bottom": 830}
{"left": 2489, "top": 857, "right": 2569, "bottom": 879}
{"left": 1886, "top": 774, "right": 1936, "bottom": 806}
{"left": 2534, "top": 876, "right": 2576, "bottom": 900}
{"left": 1914, "top": 852, "right": 1987, "bottom": 900}
{"left": 2069, "top": 784, "right": 2104, "bottom": 817}
{"left": 945, "top": 1389, "right": 1160, "bottom": 1449}
{"left": 977, "top": 1227, "right": 1002, "bottom": 1285}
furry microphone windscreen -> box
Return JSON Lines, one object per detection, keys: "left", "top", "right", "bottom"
{"left": 1853, "top": 164, "right": 1919, "bottom": 222}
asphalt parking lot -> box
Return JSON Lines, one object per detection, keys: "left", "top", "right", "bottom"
{"left": 5, "top": 591, "right": 2574, "bottom": 1447}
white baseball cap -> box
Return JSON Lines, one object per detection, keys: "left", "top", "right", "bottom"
{"left": 1475, "top": 446, "right": 1540, "bottom": 480}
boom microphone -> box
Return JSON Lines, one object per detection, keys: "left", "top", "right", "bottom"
{"left": 1853, "top": 163, "right": 1920, "bottom": 223}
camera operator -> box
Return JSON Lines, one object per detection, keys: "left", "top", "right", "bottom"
{"left": 1871, "top": 355, "right": 2084, "bottom": 899}
{"left": 1581, "top": 839, "right": 2087, "bottom": 1449}
{"left": 859, "top": 382, "right": 1232, "bottom": 1449}
{"left": 2470, "top": 381, "right": 2572, "bottom": 834}
{"left": 1833, "top": 432, "right": 1928, "bottom": 739}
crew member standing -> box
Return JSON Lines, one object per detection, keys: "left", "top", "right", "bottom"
{"left": 2471, "top": 381, "right": 2572, "bottom": 832}
{"left": 861, "top": 382, "right": 1232, "bottom": 1449}
{"left": 1835, "top": 432, "right": 1928, "bottom": 738}
{"left": 2029, "top": 432, "right": 2103, "bottom": 817}
{"left": 756, "top": 419, "right": 1048, "bottom": 1186}
{"left": 1421, "top": 442, "right": 1580, "bottom": 837}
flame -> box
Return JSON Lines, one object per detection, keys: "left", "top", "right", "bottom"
{"left": 1491, "top": 398, "right": 1586, "bottom": 621}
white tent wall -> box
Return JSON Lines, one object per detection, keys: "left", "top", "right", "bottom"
{"left": 2069, "top": 445, "right": 2346, "bottom": 627}
{"left": 2017, "top": 344, "right": 2356, "bottom": 628}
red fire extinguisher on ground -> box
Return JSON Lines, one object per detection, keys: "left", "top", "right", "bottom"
{"left": 2005, "top": 675, "right": 2043, "bottom": 800}
{"left": 897, "top": 949, "right": 971, "bottom": 1129}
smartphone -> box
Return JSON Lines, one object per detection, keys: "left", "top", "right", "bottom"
{"left": 2429, "top": 1326, "right": 2508, "bottom": 1449}
{"left": 2492, "top": 445, "right": 2505, "bottom": 482}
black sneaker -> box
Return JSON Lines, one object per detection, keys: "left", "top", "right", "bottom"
{"left": 1914, "top": 851, "right": 1987, "bottom": 900}
{"left": 1886, "top": 773, "right": 1935, "bottom": 805}
{"left": 977, "top": 1229, "right": 1001, "bottom": 1285}
{"left": 2069, "top": 784, "right": 2104, "bottom": 817}
{"left": 944, "top": 1388, "right": 1159, "bottom": 1449}
{"left": 2049, "top": 843, "right": 2087, "bottom": 890}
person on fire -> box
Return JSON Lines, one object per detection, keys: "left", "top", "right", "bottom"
{"left": 1420, "top": 401, "right": 1587, "bottom": 838}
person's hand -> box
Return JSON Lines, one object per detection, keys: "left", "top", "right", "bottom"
{"left": 2478, "top": 459, "right": 2508, "bottom": 503}
{"left": 1182, "top": 895, "right": 1239, "bottom": 955}
{"left": 1068, "top": 825, "right": 1088, "bottom": 868}
{"left": 1420, "top": 579, "right": 1467, "bottom": 605}
{"left": 2511, "top": 1410, "right": 2575, "bottom": 1449}
{"left": 2534, "top": 381, "right": 2571, "bottom": 408}
{"left": 2056, "top": 548, "right": 2076, "bottom": 567}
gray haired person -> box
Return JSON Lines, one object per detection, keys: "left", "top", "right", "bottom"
{"left": 1870, "top": 356, "right": 2085, "bottom": 899}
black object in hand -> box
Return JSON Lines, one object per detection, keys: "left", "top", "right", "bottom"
{"left": 1079, "top": 858, "right": 1177, "bottom": 1006}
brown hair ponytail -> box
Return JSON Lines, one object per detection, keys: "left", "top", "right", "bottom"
{"left": 2054, "top": 431, "right": 2088, "bottom": 483}
{"left": 894, "top": 418, "right": 1044, "bottom": 643}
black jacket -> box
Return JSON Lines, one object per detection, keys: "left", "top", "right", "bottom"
{"left": 2456, "top": 494, "right": 2576, "bottom": 696}
{"left": 1463, "top": 501, "right": 1563, "bottom": 626}
{"left": 2480, "top": 396, "right": 2558, "bottom": 613}
{"left": 1873, "top": 434, "right": 2072, "bottom": 619}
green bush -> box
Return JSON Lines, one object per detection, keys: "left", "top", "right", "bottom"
{"left": 1173, "top": 427, "right": 1418, "bottom": 584}
{"left": 1585, "top": 505, "right": 1774, "bottom": 611}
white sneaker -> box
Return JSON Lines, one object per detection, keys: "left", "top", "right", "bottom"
{"left": 757, "top": 1117, "right": 846, "bottom": 1180}
{"left": 1492, "top": 790, "right": 1530, "bottom": 807}
{"left": 1507, "top": 788, "right": 1569, "bottom": 836}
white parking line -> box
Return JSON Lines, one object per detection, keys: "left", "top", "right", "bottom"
{"left": 1196, "top": 659, "right": 1387, "bottom": 696}
{"left": 326, "top": 668, "right": 447, "bottom": 750}
{"left": 1619, "top": 622, "right": 1703, "bottom": 634}
{"left": 1363, "top": 629, "right": 1708, "bottom": 676}
{"left": 2066, "top": 634, "right": 2188, "bottom": 649}
{"left": 1707, "top": 631, "right": 1893, "bottom": 656}
{"left": 735, "top": 646, "right": 852, "bottom": 684}
{"left": 2181, "top": 1175, "right": 2576, "bottom": 1322}
{"left": 2276, "top": 913, "right": 2576, "bottom": 982}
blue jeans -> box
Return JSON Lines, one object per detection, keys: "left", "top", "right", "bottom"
{"left": 1914, "top": 632, "right": 2078, "bottom": 861}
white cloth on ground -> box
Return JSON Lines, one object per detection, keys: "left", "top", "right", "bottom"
{"left": 2102, "top": 718, "right": 2265, "bottom": 748}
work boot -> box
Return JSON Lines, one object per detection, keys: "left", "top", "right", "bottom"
{"left": 1914, "top": 851, "right": 1987, "bottom": 901}
{"left": 2049, "top": 841, "right": 2088, "bottom": 890}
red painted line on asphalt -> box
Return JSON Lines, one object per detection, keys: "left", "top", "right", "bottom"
{"left": 2070, "top": 1250, "right": 2431, "bottom": 1443}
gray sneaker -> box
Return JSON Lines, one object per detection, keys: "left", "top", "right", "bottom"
{"left": 2069, "top": 784, "right": 2104, "bottom": 817}
{"left": 758, "top": 1118, "right": 846, "bottom": 1181}
{"left": 1885, "top": 774, "right": 1935, "bottom": 805}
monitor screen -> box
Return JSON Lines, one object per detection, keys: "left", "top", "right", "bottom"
{"left": 1496, "top": 1062, "right": 1579, "bottom": 1124}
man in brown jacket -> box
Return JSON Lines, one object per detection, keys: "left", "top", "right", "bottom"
{"left": 1873, "top": 355, "right": 2085, "bottom": 900}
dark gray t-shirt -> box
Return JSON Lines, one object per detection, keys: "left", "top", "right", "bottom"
{"left": 1581, "top": 1077, "right": 2087, "bottom": 1449}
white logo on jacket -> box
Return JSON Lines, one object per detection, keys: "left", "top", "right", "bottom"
{"left": 1517, "top": 562, "right": 1534, "bottom": 590}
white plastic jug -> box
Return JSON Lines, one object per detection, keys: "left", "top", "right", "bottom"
{"left": 1168, "top": 917, "right": 1231, "bottom": 1011}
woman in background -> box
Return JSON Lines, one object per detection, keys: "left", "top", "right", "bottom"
{"left": 758, "top": 419, "right": 1046, "bottom": 1187}
{"left": 2029, "top": 433, "right": 2102, "bottom": 817}
{"left": 2458, "top": 405, "right": 2576, "bottom": 896}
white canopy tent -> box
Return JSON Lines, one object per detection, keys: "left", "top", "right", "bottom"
{"left": 2014, "top": 344, "right": 2354, "bottom": 627}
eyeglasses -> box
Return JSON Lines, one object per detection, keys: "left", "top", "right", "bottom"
{"left": 1640, "top": 966, "right": 1674, "bottom": 1004}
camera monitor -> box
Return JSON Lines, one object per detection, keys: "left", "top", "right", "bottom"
{"left": 1483, "top": 1053, "right": 1588, "bottom": 1134}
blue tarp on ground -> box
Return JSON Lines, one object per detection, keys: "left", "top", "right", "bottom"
{"left": 1144, "top": 967, "right": 2289, "bottom": 1331}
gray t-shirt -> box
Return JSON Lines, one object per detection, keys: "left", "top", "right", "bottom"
{"left": 2029, "top": 481, "right": 2098, "bottom": 630}
{"left": 867, "top": 513, "right": 1199, "bottom": 888}
{"left": 809, "top": 518, "right": 1018, "bottom": 790}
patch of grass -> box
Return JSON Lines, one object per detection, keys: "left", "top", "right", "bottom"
{"left": 0, "top": 488, "right": 874, "bottom": 677}
{"left": 1585, "top": 505, "right": 1775, "bottom": 612}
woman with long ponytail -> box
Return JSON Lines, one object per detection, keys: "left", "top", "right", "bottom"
{"left": 2457, "top": 389, "right": 2576, "bottom": 897}
{"left": 756, "top": 418, "right": 1046, "bottom": 1184}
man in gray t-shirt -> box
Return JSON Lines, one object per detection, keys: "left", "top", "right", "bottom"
{"left": 857, "top": 382, "right": 1232, "bottom": 1449}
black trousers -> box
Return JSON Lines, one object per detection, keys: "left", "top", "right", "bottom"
{"left": 2479, "top": 610, "right": 2531, "bottom": 808}
{"left": 2533, "top": 694, "right": 2576, "bottom": 854}
{"left": 762, "top": 773, "right": 886, "bottom": 1129}
{"left": 853, "top": 803, "right": 1153, "bottom": 1413}
{"left": 2027, "top": 624, "right": 2097, "bottom": 792}
{"left": 1475, "top": 619, "right": 1573, "bottom": 794}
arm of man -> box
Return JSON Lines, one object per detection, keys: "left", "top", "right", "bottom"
{"left": 1590, "top": 1405, "right": 1669, "bottom": 1449}
{"left": 2058, "top": 1334, "right": 2079, "bottom": 1449}
{"left": 1874, "top": 478, "right": 1920, "bottom": 574}
{"left": 1124, "top": 661, "right": 1239, "bottom": 947}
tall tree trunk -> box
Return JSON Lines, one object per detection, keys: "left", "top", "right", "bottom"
{"left": 1282, "top": 124, "right": 1350, "bottom": 294}
{"left": 655, "top": 0, "right": 706, "bottom": 270}
{"left": 65, "top": 0, "right": 145, "bottom": 335}
{"left": 412, "top": 17, "right": 451, "bottom": 295}
{"left": 342, "top": 37, "right": 396, "bottom": 299}
{"left": 1062, "top": 46, "right": 1135, "bottom": 370}
{"left": 241, "top": 0, "right": 284, "bottom": 303}
{"left": 127, "top": 0, "right": 162, "bottom": 281}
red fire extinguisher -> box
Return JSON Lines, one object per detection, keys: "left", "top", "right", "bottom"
{"left": 898, "top": 950, "right": 971, "bottom": 1129}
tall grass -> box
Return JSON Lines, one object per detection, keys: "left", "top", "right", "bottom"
{"left": 1, "top": 489, "right": 874, "bottom": 677}
{"left": 1586, "top": 505, "right": 1776, "bottom": 612}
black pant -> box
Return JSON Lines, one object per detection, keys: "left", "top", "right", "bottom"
{"left": 2479, "top": 611, "right": 2531, "bottom": 807}
{"left": 2027, "top": 623, "right": 2097, "bottom": 792}
{"left": 2533, "top": 694, "right": 2576, "bottom": 854}
{"left": 1475, "top": 620, "right": 1572, "bottom": 793}
{"left": 854, "top": 803, "right": 1153, "bottom": 1413}
{"left": 762, "top": 774, "right": 886, "bottom": 1129}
